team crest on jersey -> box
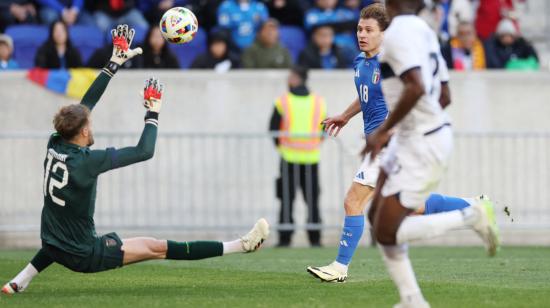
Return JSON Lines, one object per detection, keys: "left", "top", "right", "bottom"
{"left": 372, "top": 68, "right": 380, "bottom": 84}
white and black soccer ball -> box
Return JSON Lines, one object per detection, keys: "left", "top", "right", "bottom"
{"left": 159, "top": 7, "right": 199, "bottom": 44}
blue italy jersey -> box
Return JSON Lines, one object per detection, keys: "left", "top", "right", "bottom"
{"left": 217, "top": 0, "right": 269, "bottom": 49}
{"left": 353, "top": 53, "right": 388, "bottom": 136}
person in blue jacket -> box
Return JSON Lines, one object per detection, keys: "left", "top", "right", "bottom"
{"left": 217, "top": 0, "right": 268, "bottom": 50}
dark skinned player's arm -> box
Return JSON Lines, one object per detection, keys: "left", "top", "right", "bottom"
{"left": 378, "top": 68, "right": 425, "bottom": 133}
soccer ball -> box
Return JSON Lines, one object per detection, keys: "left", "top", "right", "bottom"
{"left": 159, "top": 7, "right": 199, "bottom": 44}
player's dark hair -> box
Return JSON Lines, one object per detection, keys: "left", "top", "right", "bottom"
{"left": 53, "top": 104, "right": 91, "bottom": 141}
{"left": 360, "top": 3, "right": 390, "bottom": 31}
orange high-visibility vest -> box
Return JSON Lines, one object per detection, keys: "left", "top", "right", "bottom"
{"left": 275, "top": 93, "right": 326, "bottom": 164}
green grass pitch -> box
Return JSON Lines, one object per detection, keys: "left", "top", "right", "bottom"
{"left": 1, "top": 247, "right": 549, "bottom": 307}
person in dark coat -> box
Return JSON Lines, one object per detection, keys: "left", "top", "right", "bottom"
{"left": 35, "top": 20, "right": 83, "bottom": 69}
{"left": 134, "top": 25, "right": 180, "bottom": 69}
{"left": 484, "top": 18, "right": 538, "bottom": 69}
{"left": 190, "top": 30, "right": 240, "bottom": 71}
{"left": 298, "top": 25, "right": 351, "bottom": 69}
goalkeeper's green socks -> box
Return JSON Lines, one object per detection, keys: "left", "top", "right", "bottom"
{"left": 166, "top": 241, "right": 224, "bottom": 260}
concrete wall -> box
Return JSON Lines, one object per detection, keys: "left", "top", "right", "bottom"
{"left": 3, "top": 70, "right": 550, "bottom": 143}
{"left": 1, "top": 70, "right": 550, "bottom": 247}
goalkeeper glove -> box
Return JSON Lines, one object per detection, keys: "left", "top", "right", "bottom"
{"left": 143, "top": 77, "right": 164, "bottom": 114}
{"left": 104, "top": 24, "right": 142, "bottom": 75}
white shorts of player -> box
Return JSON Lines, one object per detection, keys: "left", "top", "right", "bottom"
{"left": 353, "top": 150, "right": 383, "bottom": 188}
{"left": 380, "top": 125, "right": 453, "bottom": 210}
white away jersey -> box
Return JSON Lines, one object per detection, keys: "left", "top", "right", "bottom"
{"left": 379, "top": 15, "right": 449, "bottom": 135}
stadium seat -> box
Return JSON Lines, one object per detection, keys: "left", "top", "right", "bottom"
{"left": 5, "top": 25, "right": 49, "bottom": 69}
{"left": 70, "top": 25, "right": 104, "bottom": 64}
{"left": 168, "top": 28, "right": 207, "bottom": 69}
{"left": 279, "top": 26, "right": 307, "bottom": 63}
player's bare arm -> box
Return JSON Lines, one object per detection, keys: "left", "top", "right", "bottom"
{"left": 439, "top": 82, "right": 451, "bottom": 109}
{"left": 322, "top": 97, "right": 361, "bottom": 136}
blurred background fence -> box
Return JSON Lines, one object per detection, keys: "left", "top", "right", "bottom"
{"left": 1, "top": 70, "right": 550, "bottom": 247}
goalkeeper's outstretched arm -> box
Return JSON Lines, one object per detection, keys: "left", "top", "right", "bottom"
{"left": 80, "top": 24, "right": 143, "bottom": 111}
{"left": 85, "top": 78, "right": 164, "bottom": 177}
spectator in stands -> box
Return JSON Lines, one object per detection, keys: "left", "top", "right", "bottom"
{"left": 217, "top": 0, "right": 269, "bottom": 50}
{"left": 298, "top": 25, "right": 350, "bottom": 69}
{"left": 35, "top": 20, "right": 83, "bottom": 68}
{"left": 37, "top": 0, "right": 95, "bottom": 26}
{"left": 241, "top": 18, "right": 292, "bottom": 69}
{"left": 441, "top": 21, "right": 486, "bottom": 70}
{"left": 304, "top": 0, "right": 357, "bottom": 54}
{"left": 444, "top": 0, "right": 474, "bottom": 41}
{"left": 0, "top": 34, "right": 20, "bottom": 70}
{"left": 484, "top": 18, "right": 539, "bottom": 70}
{"left": 190, "top": 30, "right": 240, "bottom": 71}
{"left": 194, "top": 0, "right": 224, "bottom": 32}
{"left": 135, "top": 25, "right": 180, "bottom": 69}
{"left": 0, "top": 1, "right": 38, "bottom": 32}
{"left": 266, "top": 0, "right": 309, "bottom": 27}
{"left": 88, "top": 0, "right": 149, "bottom": 33}
{"left": 138, "top": 0, "right": 191, "bottom": 25}
{"left": 475, "top": 0, "right": 516, "bottom": 40}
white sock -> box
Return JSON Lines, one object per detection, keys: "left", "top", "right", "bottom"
{"left": 396, "top": 208, "right": 478, "bottom": 244}
{"left": 331, "top": 261, "right": 348, "bottom": 274}
{"left": 380, "top": 244, "right": 424, "bottom": 302}
{"left": 223, "top": 239, "right": 244, "bottom": 255}
{"left": 11, "top": 263, "right": 38, "bottom": 290}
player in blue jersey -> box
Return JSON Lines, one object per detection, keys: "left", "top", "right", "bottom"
{"left": 307, "top": 3, "right": 483, "bottom": 283}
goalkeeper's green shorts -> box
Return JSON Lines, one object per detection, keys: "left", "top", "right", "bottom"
{"left": 43, "top": 232, "right": 124, "bottom": 273}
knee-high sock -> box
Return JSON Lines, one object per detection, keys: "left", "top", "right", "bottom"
{"left": 424, "top": 194, "right": 471, "bottom": 214}
{"left": 335, "top": 215, "right": 364, "bottom": 267}
{"left": 397, "top": 207, "right": 478, "bottom": 245}
{"left": 166, "top": 241, "right": 223, "bottom": 260}
{"left": 380, "top": 244, "right": 424, "bottom": 302}
{"left": 11, "top": 249, "right": 53, "bottom": 290}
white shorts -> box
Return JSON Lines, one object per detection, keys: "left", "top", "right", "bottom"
{"left": 380, "top": 126, "right": 453, "bottom": 210}
{"left": 353, "top": 151, "right": 382, "bottom": 188}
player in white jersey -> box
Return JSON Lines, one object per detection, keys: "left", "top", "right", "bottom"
{"left": 364, "top": 1, "right": 500, "bottom": 307}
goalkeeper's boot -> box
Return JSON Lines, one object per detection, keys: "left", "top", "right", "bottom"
{"left": 1, "top": 282, "right": 21, "bottom": 295}
{"left": 307, "top": 262, "right": 348, "bottom": 283}
{"left": 241, "top": 218, "right": 269, "bottom": 252}
{"left": 471, "top": 195, "right": 500, "bottom": 257}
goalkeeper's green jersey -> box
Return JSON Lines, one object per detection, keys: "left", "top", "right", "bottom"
{"left": 41, "top": 70, "right": 159, "bottom": 256}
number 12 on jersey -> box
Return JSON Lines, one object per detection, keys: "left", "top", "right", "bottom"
{"left": 43, "top": 151, "right": 69, "bottom": 206}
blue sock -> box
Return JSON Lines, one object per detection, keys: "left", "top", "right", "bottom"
{"left": 424, "top": 193, "right": 471, "bottom": 214}
{"left": 335, "top": 215, "right": 364, "bottom": 266}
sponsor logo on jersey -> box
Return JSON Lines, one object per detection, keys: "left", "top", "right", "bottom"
{"left": 355, "top": 69, "right": 360, "bottom": 78}
{"left": 372, "top": 68, "right": 380, "bottom": 84}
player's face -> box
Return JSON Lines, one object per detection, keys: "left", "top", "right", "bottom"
{"left": 357, "top": 18, "right": 383, "bottom": 54}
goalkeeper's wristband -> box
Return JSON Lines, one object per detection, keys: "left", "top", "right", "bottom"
{"left": 102, "top": 61, "right": 120, "bottom": 77}
{"left": 144, "top": 111, "right": 159, "bottom": 127}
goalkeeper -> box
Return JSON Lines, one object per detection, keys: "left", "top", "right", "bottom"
{"left": 2, "top": 25, "right": 269, "bottom": 295}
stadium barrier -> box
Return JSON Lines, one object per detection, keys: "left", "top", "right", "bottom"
{"left": 1, "top": 131, "right": 549, "bottom": 236}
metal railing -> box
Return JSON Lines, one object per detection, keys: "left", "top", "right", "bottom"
{"left": 1, "top": 131, "right": 549, "bottom": 233}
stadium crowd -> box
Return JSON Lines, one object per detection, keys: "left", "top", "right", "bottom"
{"left": 0, "top": 0, "right": 540, "bottom": 71}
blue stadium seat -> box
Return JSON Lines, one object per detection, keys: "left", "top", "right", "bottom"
{"left": 6, "top": 25, "right": 49, "bottom": 69}
{"left": 168, "top": 28, "right": 207, "bottom": 69}
{"left": 279, "top": 26, "right": 307, "bottom": 63}
{"left": 70, "top": 25, "right": 104, "bottom": 64}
